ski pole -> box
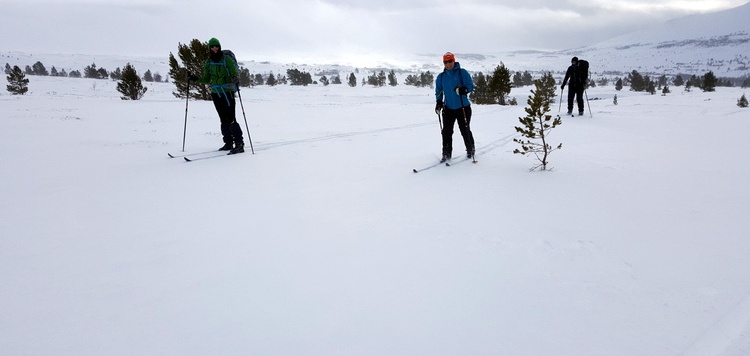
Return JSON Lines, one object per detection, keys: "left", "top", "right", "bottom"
{"left": 455, "top": 73, "right": 475, "bottom": 162}
{"left": 436, "top": 89, "right": 444, "bottom": 131}
{"left": 182, "top": 76, "right": 190, "bottom": 151}
{"left": 236, "top": 90, "right": 255, "bottom": 154}
{"left": 584, "top": 89, "right": 592, "bottom": 118}
{"left": 558, "top": 87, "right": 563, "bottom": 113}
{"left": 458, "top": 93, "right": 476, "bottom": 163}
{"left": 460, "top": 104, "right": 476, "bottom": 163}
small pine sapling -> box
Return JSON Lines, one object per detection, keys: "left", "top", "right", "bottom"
{"left": 739, "top": 93, "right": 749, "bottom": 108}
{"left": 613, "top": 94, "right": 618, "bottom": 105}
{"left": 513, "top": 72, "right": 562, "bottom": 171}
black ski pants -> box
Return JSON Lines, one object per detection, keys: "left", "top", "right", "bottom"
{"left": 567, "top": 86, "right": 585, "bottom": 113}
{"left": 211, "top": 92, "right": 244, "bottom": 145}
{"left": 441, "top": 106, "right": 474, "bottom": 157}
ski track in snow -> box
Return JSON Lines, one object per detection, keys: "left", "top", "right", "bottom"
{"left": 682, "top": 289, "right": 750, "bottom": 356}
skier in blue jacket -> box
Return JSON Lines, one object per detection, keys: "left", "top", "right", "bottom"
{"left": 435, "top": 52, "right": 475, "bottom": 162}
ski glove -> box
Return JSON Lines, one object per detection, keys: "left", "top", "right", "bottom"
{"left": 435, "top": 100, "right": 444, "bottom": 114}
{"left": 232, "top": 76, "right": 240, "bottom": 87}
{"left": 561, "top": 84, "right": 565, "bottom": 90}
{"left": 455, "top": 85, "right": 469, "bottom": 95}
{"left": 188, "top": 73, "right": 199, "bottom": 82}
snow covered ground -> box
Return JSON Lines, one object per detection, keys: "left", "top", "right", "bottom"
{"left": 1, "top": 75, "right": 749, "bottom": 355}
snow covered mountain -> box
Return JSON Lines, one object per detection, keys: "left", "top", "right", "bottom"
{"left": 452, "top": 1, "right": 750, "bottom": 78}
{"left": 564, "top": 1, "right": 750, "bottom": 77}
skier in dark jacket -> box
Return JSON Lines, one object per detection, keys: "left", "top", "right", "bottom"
{"left": 561, "top": 56, "right": 585, "bottom": 116}
{"left": 189, "top": 37, "right": 244, "bottom": 154}
{"left": 435, "top": 52, "right": 475, "bottom": 162}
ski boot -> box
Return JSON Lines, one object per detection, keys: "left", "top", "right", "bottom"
{"left": 228, "top": 143, "right": 244, "bottom": 155}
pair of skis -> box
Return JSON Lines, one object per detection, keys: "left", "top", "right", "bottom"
{"left": 167, "top": 150, "right": 242, "bottom": 162}
{"left": 412, "top": 155, "right": 477, "bottom": 173}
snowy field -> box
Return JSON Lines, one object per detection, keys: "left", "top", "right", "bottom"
{"left": 1, "top": 76, "right": 749, "bottom": 355}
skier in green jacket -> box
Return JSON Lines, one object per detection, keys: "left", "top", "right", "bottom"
{"left": 190, "top": 37, "right": 244, "bottom": 154}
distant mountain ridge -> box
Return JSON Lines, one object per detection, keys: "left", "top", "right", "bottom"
{"left": 568, "top": 1, "right": 750, "bottom": 77}
{"left": 3, "top": 3, "right": 749, "bottom": 81}
{"left": 370, "top": 2, "right": 750, "bottom": 78}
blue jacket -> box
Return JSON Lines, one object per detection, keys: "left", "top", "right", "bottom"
{"left": 435, "top": 62, "right": 473, "bottom": 109}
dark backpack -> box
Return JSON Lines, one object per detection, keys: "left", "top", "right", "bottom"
{"left": 221, "top": 49, "right": 239, "bottom": 75}
{"left": 577, "top": 59, "right": 589, "bottom": 86}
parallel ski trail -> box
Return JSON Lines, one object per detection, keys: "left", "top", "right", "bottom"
{"left": 254, "top": 122, "right": 434, "bottom": 152}
{"left": 412, "top": 132, "right": 516, "bottom": 173}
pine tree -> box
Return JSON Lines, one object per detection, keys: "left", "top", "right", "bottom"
{"left": 701, "top": 70, "right": 717, "bottom": 92}
{"left": 615, "top": 78, "right": 623, "bottom": 91}
{"left": 347, "top": 73, "right": 357, "bottom": 87}
{"left": 488, "top": 64, "right": 512, "bottom": 105}
{"left": 110, "top": 67, "right": 123, "bottom": 80}
{"left": 387, "top": 70, "right": 398, "bottom": 86}
{"left": 287, "top": 69, "right": 312, "bottom": 86}
{"left": 419, "top": 71, "right": 434, "bottom": 88}
{"left": 6, "top": 65, "right": 29, "bottom": 95}
{"left": 366, "top": 71, "right": 387, "bottom": 87}
{"left": 237, "top": 68, "right": 251, "bottom": 87}
{"left": 512, "top": 72, "right": 562, "bottom": 171}
{"left": 469, "top": 72, "right": 495, "bottom": 104}
{"left": 673, "top": 75, "right": 685, "bottom": 86}
{"left": 738, "top": 93, "right": 748, "bottom": 108}
{"left": 628, "top": 70, "right": 646, "bottom": 91}
{"left": 96, "top": 67, "right": 108, "bottom": 79}
{"left": 658, "top": 75, "right": 668, "bottom": 87}
{"left": 238, "top": 69, "right": 251, "bottom": 87}
{"left": 84, "top": 63, "right": 98, "bottom": 78}
{"left": 404, "top": 74, "right": 419, "bottom": 86}
{"left": 266, "top": 72, "right": 278, "bottom": 86}
{"left": 116, "top": 63, "right": 147, "bottom": 100}
{"left": 168, "top": 39, "right": 211, "bottom": 100}
{"left": 688, "top": 75, "right": 701, "bottom": 89}
{"left": 142, "top": 69, "right": 154, "bottom": 82}
{"left": 32, "top": 61, "right": 49, "bottom": 76}
{"left": 522, "top": 71, "right": 533, "bottom": 86}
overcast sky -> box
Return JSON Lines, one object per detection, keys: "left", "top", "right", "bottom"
{"left": 2, "top": 0, "right": 748, "bottom": 66}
